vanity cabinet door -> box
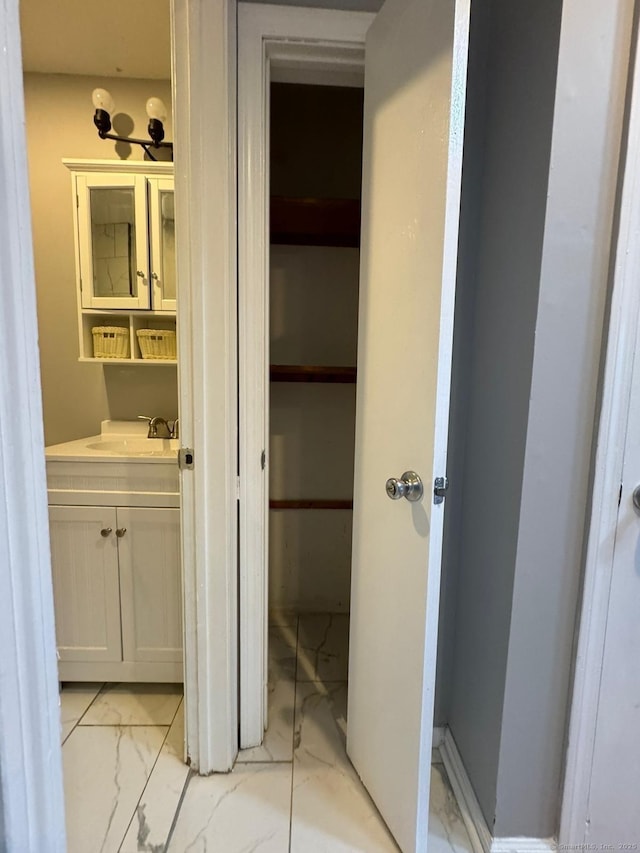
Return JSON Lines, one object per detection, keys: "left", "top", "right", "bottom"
{"left": 49, "top": 506, "right": 122, "bottom": 662}
{"left": 147, "top": 177, "right": 176, "bottom": 311}
{"left": 117, "top": 507, "right": 182, "bottom": 662}
{"left": 75, "top": 173, "right": 150, "bottom": 310}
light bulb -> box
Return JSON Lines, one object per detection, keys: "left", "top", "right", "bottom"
{"left": 146, "top": 97, "right": 167, "bottom": 122}
{"left": 92, "top": 88, "right": 115, "bottom": 114}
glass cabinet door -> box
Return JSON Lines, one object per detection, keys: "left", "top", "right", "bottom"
{"left": 76, "top": 173, "right": 150, "bottom": 309}
{"left": 148, "top": 177, "right": 176, "bottom": 311}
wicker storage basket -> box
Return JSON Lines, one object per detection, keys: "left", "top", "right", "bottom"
{"left": 92, "top": 326, "right": 130, "bottom": 359}
{"left": 136, "top": 328, "right": 177, "bottom": 360}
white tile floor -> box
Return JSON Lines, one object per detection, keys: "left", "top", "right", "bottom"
{"left": 59, "top": 613, "right": 474, "bottom": 853}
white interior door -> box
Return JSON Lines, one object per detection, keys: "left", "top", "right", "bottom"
{"left": 347, "top": 1, "right": 470, "bottom": 851}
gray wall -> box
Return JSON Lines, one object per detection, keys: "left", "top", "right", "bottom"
{"left": 442, "top": 0, "right": 635, "bottom": 838}
{"left": 493, "top": 0, "right": 635, "bottom": 837}
{"left": 446, "top": 0, "right": 563, "bottom": 826}
{"left": 435, "top": 0, "right": 491, "bottom": 728}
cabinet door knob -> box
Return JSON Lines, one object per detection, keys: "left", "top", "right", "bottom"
{"left": 116, "top": 527, "right": 127, "bottom": 538}
{"left": 151, "top": 272, "right": 159, "bottom": 280}
{"left": 100, "top": 527, "right": 112, "bottom": 537}
{"left": 136, "top": 270, "right": 145, "bottom": 278}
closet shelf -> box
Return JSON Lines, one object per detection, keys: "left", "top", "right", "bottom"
{"left": 270, "top": 196, "right": 361, "bottom": 247}
{"left": 270, "top": 499, "right": 353, "bottom": 510}
{"left": 270, "top": 365, "right": 357, "bottom": 383}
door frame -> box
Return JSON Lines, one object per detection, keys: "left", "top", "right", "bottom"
{"left": 559, "top": 12, "right": 640, "bottom": 842}
{"left": 172, "top": 0, "right": 239, "bottom": 772}
{"left": 238, "top": 2, "right": 374, "bottom": 747}
{"left": 0, "top": 5, "right": 239, "bottom": 846}
{"left": 0, "top": 2, "right": 66, "bottom": 846}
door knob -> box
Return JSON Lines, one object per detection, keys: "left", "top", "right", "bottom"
{"left": 100, "top": 527, "right": 112, "bottom": 537}
{"left": 385, "top": 471, "right": 423, "bottom": 502}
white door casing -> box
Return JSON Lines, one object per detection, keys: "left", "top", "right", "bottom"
{"left": 585, "top": 321, "right": 640, "bottom": 839}
{"left": 172, "top": 0, "right": 239, "bottom": 772}
{"left": 0, "top": 0, "right": 66, "bottom": 846}
{"left": 560, "top": 10, "right": 640, "bottom": 839}
{"left": 238, "top": 2, "right": 374, "bottom": 749}
{"left": 348, "top": 0, "right": 470, "bottom": 851}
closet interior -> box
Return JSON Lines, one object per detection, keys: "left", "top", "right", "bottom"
{"left": 268, "top": 81, "right": 364, "bottom": 618}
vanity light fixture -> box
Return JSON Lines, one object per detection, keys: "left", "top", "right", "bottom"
{"left": 91, "top": 88, "right": 173, "bottom": 161}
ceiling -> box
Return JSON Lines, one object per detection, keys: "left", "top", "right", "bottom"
{"left": 20, "top": 0, "right": 171, "bottom": 80}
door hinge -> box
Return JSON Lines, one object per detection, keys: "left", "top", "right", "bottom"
{"left": 261, "top": 450, "right": 266, "bottom": 470}
{"left": 434, "top": 476, "right": 449, "bottom": 505}
{"left": 236, "top": 476, "right": 241, "bottom": 499}
{"left": 178, "top": 447, "right": 194, "bottom": 470}
{"left": 618, "top": 482, "right": 623, "bottom": 507}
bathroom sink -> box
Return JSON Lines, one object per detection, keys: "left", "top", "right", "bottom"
{"left": 85, "top": 438, "right": 179, "bottom": 456}
{"left": 45, "top": 421, "right": 181, "bottom": 463}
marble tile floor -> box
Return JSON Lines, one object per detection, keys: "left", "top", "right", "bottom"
{"left": 59, "top": 613, "right": 474, "bottom": 853}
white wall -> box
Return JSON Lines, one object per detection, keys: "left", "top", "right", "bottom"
{"left": 24, "top": 73, "right": 177, "bottom": 447}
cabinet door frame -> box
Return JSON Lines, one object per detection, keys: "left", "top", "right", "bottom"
{"left": 148, "top": 176, "right": 177, "bottom": 312}
{"left": 117, "top": 506, "right": 183, "bottom": 663}
{"left": 75, "top": 172, "right": 150, "bottom": 310}
{"left": 48, "top": 505, "right": 122, "bottom": 662}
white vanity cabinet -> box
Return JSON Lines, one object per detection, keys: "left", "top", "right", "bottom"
{"left": 46, "top": 452, "right": 182, "bottom": 682}
{"left": 49, "top": 505, "right": 123, "bottom": 664}
{"left": 64, "top": 159, "right": 177, "bottom": 363}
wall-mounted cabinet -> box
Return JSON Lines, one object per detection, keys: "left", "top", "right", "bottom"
{"left": 64, "top": 159, "right": 177, "bottom": 364}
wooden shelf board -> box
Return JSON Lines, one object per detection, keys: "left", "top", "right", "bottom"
{"left": 79, "top": 357, "right": 177, "bottom": 366}
{"left": 269, "top": 499, "right": 353, "bottom": 510}
{"left": 81, "top": 308, "right": 176, "bottom": 318}
{"left": 270, "top": 364, "right": 356, "bottom": 383}
{"left": 270, "top": 196, "right": 360, "bottom": 248}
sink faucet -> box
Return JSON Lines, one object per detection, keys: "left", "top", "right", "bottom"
{"left": 138, "top": 415, "right": 172, "bottom": 439}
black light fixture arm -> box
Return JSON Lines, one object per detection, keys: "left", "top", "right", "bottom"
{"left": 92, "top": 95, "right": 173, "bottom": 162}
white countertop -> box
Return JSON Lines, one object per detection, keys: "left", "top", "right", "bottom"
{"left": 45, "top": 420, "right": 179, "bottom": 464}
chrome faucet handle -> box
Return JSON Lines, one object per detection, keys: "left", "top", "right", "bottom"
{"left": 169, "top": 418, "right": 179, "bottom": 439}
{"left": 148, "top": 416, "right": 171, "bottom": 439}
{"left": 137, "top": 415, "right": 154, "bottom": 438}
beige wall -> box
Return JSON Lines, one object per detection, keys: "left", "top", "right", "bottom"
{"left": 24, "top": 72, "right": 177, "bottom": 447}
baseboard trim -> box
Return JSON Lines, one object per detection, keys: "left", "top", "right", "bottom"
{"left": 439, "top": 727, "right": 492, "bottom": 853}
{"left": 437, "top": 727, "right": 557, "bottom": 853}
{"left": 432, "top": 726, "right": 446, "bottom": 749}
